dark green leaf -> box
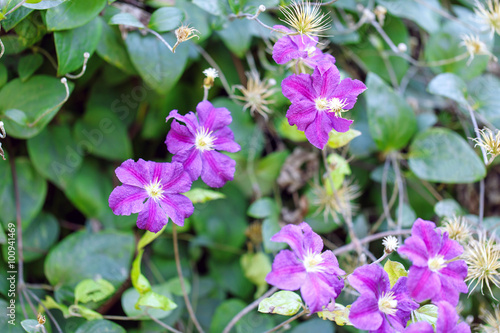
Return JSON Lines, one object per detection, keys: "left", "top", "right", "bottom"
{"left": 0, "top": 75, "right": 74, "bottom": 139}
{"left": 218, "top": 19, "right": 252, "bottom": 58}
{"left": 17, "top": 54, "right": 43, "bottom": 82}
{"left": 109, "top": 13, "right": 145, "bottom": 28}
{"left": 0, "top": 64, "right": 7, "bottom": 88}
{"left": 45, "top": 0, "right": 107, "bottom": 31}
{"left": 75, "top": 320, "right": 126, "bottom": 333}
{"left": 23, "top": 0, "right": 65, "bottom": 9}
{"left": 247, "top": 198, "right": 278, "bottom": 219}
{"left": 366, "top": 72, "right": 417, "bottom": 151}
{"left": 434, "top": 199, "right": 464, "bottom": 218}
{"left": 1, "top": 6, "right": 32, "bottom": 31}
{"left": 54, "top": 17, "right": 102, "bottom": 75}
{"left": 17, "top": 212, "right": 60, "bottom": 263}
{"left": 408, "top": 128, "right": 486, "bottom": 183}
{"left": 377, "top": 0, "right": 441, "bottom": 33}
{"left": 75, "top": 278, "right": 115, "bottom": 303}
{"left": 210, "top": 299, "right": 246, "bottom": 333}
{"left": 27, "top": 124, "right": 83, "bottom": 189}
{"left": 0, "top": 158, "right": 47, "bottom": 229}
{"left": 427, "top": 73, "right": 468, "bottom": 106}
{"left": 192, "top": 0, "right": 227, "bottom": 16}
{"left": 290, "top": 318, "right": 334, "bottom": 333}
{"left": 467, "top": 74, "right": 500, "bottom": 129}
{"left": 148, "top": 7, "right": 184, "bottom": 32}
{"left": 96, "top": 18, "right": 137, "bottom": 74}
{"left": 73, "top": 106, "right": 132, "bottom": 161}
{"left": 125, "top": 31, "right": 189, "bottom": 94}
{"left": 20, "top": 320, "right": 39, "bottom": 333}
{"left": 44, "top": 230, "right": 134, "bottom": 289}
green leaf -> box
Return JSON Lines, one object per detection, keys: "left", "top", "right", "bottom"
{"left": 148, "top": 7, "right": 184, "bottom": 32}
{"left": 54, "top": 17, "right": 102, "bottom": 76}
{"left": 467, "top": 74, "right": 500, "bottom": 129}
{"left": 408, "top": 128, "right": 486, "bottom": 183}
{"left": 247, "top": 197, "right": 278, "bottom": 219}
{"left": 427, "top": 73, "right": 468, "bottom": 106}
{"left": 20, "top": 320, "right": 40, "bottom": 333}
{"left": 96, "top": 18, "right": 137, "bottom": 74}
{"left": 27, "top": 124, "right": 83, "bottom": 189}
{"left": 45, "top": 0, "right": 107, "bottom": 31}
{"left": 44, "top": 230, "right": 134, "bottom": 289}
{"left": 0, "top": 64, "right": 7, "bottom": 88}
{"left": 218, "top": 19, "right": 252, "bottom": 58}
{"left": 276, "top": 117, "right": 307, "bottom": 142}
{"left": 125, "top": 31, "right": 189, "bottom": 94}
{"left": 411, "top": 304, "right": 438, "bottom": 327}
{"left": 109, "top": 13, "right": 145, "bottom": 28}
{"left": 121, "top": 282, "right": 177, "bottom": 319}
{"left": 17, "top": 212, "right": 60, "bottom": 263}
{"left": 262, "top": 216, "right": 286, "bottom": 253}
{"left": 165, "top": 277, "right": 191, "bottom": 296}
{"left": 73, "top": 107, "right": 132, "bottom": 161}
{"left": 241, "top": 252, "right": 271, "bottom": 297}
{"left": 41, "top": 295, "right": 70, "bottom": 317}
{"left": 23, "top": 0, "right": 65, "bottom": 9}
{"left": 138, "top": 228, "right": 165, "bottom": 250}
{"left": 2, "top": 6, "right": 32, "bottom": 31}
{"left": 290, "top": 318, "right": 334, "bottom": 332}
{"left": 75, "top": 320, "right": 126, "bottom": 333}
{"left": 75, "top": 278, "right": 116, "bottom": 304}
{"left": 0, "top": 75, "right": 74, "bottom": 139}
{"left": 366, "top": 72, "right": 417, "bottom": 151}
{"left": 136, "top": 290, "right": 177, "bottom": 311}
{"left": 384, "top": 260, "right": 408, "bottom": 288}
{"left": 0, "top": 158, "right": 47, "bottom": 229}
{"left": 69, "top": 305, "right": 103, "bottom": 320}
{"left": 17, "top": 54, "right": 43, "bottom": 82}
{"left": 326, "top": 153, "right": 351, "bottom": 190}
{"left": 258, "top": 291, "right": 303, "bottom": 316}
{"left": 327, "top": 128, "right": 361, "bottom": 149}
{"left": 65, "top": 160, "right": 112, "bottom": 217}
{"left": 377, "top": 0, "right": 441, "bottom": 33}
{"left": 183, "top": 188, "right": 225, "bottom": 203}
{"left": 434, "top": 199, "right": 464, "bottom": 218}
{"left": 210, "top": 299, "right": 246, "bottom": 333}
{"left": 192, "top": 0, "right": 227, "bottom": 16}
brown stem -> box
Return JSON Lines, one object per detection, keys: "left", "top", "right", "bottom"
{"left": 172, "top": 225, "right": 205, "bottom": 333}
{"left": 332, "top": 229, "right": 412, "bottom": 256}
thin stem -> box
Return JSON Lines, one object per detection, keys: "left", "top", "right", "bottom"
{"left": 4, "top": 0, "right": 27, "bottom": 17}
{"left": 145, "top": 28, "right": 174, "bottom": 52}
{"left": 466, "top": 103, "right": 488, "bottom": 226}
{"left": 27, "top": 78, "right": 70, "bottom": 127}
{"left": 371, "top": 251, "right": 389, "bottom": 265}
{"left": 264, "top": 309, "right": 307, "bottom": 333}
{"left": 32, "top": 46, "right": 58, "bottom": 70}
{"left": 0, "top": 38, "right": 4, "bottom": 59}
{"left": 146, "top": 310, "right": 183, "bottom": 333}
{"left": 222, "top": 286, "right": 279, "bottom": 333}
{"left": 333, "top": 229, "right": 412, "bottom": 256}
{"left": 65, "top": 52, "right": 90, "bottom": 80}
{"left": 370, "top": 178, "right": 398, "bottom": 233}
{"left": 391, "top": 153, "right": 405, "bottom": 244}
{"left": 172, "top": 225, "right": 205, "bottom": 333}
{"left": 194, "top": 44, "right": 232, "bottom": 97}
{"left": 381, "top": 157, "right": 395, "bottom": 228}
{"left": 25, "top": 289, "right": 63, "bottom": 333}
{"left": 412, "top": 0, "right": 481, "bottom": 33}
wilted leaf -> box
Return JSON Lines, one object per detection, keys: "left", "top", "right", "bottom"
{"left": 258, "top": 291, "right": 303, "bottom": 316}
{"left": 74, "top": 278, "right": 116, "bottom": 304}
{"left": 384, "top": 259, "right": 408, "bottom": 288}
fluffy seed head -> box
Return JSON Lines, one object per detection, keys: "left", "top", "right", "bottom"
{"left": 460, "top": 34, "right": 496, "bottom": 65}
{"left": 441, "top": 215, "right": 471, "bottom": 244}
{"left": 280, "top": 0, "right": 332, "bottom": 38}
{"left": 478, "top": 304, "right": 500, "bottom": 333}
{"left": 382, "top": 235, "right": 399, "bottom": 254}
{"left": 311, "top": 180, "right": 360, "bottom": 223}
{"left": 462, "top": 233, "right": 500, "bottom": 299}
{"left": 203, "top": 68, "right": 219, "bottom": 88}
{"left": 473, "top": 127, "right": 500, "bottom": 164}
{"left": 173, "top": 25, "right": 200, "bottom": 52}
{"left": 232, "top": 70, "right": 277, "bottom": 120}
{"left": 474, "top": 0, "right": 500, "bottom": 36}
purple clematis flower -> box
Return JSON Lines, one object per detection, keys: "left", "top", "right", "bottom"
{"left": 405, "top": 301, "right": 471, "bottom": 333}
{"left": 165, "top": 101, "right": 241, "bottom": 188}
{"left": 282, "top": 62, "right": 366, "bottom": 149}
{"left": 109, "top": 159, "right": 194, "bottom": 233}
{"left": 272, "top": 25, "right": 335, "bottom": 69}
{"left": 348, "top": 264, "right": 418, "bottom": 333}
{"left": 265, "top": 222, "right": 345, "bottom": 313}
{"left": 398, "top": 218, "right": 468, "bottom": 306}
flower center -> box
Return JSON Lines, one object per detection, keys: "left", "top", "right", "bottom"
{"left": 329, "top": 98, "right": 348, "bottom": 116}
{"left": 378, "top": 291, "right": 398, "bottom": 316}
{"left": 145, "top": 179, "right": 164, "bottom": 201}
{"left": 315, "top": 98, "right": 330, "bottom": 111}
{"left": 305, "top": 45, "right": 317, "bottom": 57}
{"left": 303, "top": 251, "right": 324, "bottom": 272}
{"left": 428, "top": 255, "right": 447, "bottom": 272}
{"left": 195, "top": 127, "right": 215, "bottom": 152}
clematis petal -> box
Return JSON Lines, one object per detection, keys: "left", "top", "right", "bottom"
{"left": 434, "top": 261, "right": 468, "bottom": 305}
{"left": 411, "top": 218, "right": 441, "bottom": 257}
{"left": 109, "top": 184, "right": 148, "bottom": 216}
{"left": 159, "top": 162, "right": 194, "bottom": 194}
{"left": 166, "top": 109, "right": 199, "bottom": 134}
{"left": 332, "top": 78, "right": 367, "bottom": 110}
{"left": 300, "top": 272, "right": 341, "bottom": 313}
{"left": 172, "top": 147, "right": 203, "bottom": 182}
{"left": 286, "top": 100, "right": 317, "bottom": 131}
{"left": 348, "top": 264, "right": 388, "bottom": 298}
{"left": 438, "top": 232, "right": 464, "bottom": 260}
{"left": 311, "top": 63, "right": 340, "bottom": 98}
{"left": 405, "top": 322, "right": 434, "bottom": 333}
{"left": 398, "top": 236, "right": 430, "bottom": 267}
{"left": 265, "top": 249, "right": 306, "bottom": 290}
{"left": 304, "top": 111, "right": 332, "bottom": 149}
{"left": 455, "top": 322, "right": 472, "bottom": 333}
{"left": 115, "top": 158, "right": 150, "bottom": 187}
{"left": 165, "top": 119, "right": 196, "bottom": 154}
{"left": 392, "top": 277, "right": 418, "bottom": 313}
{"left": 213, "top": 127, "right": 241, "bottom": 153}
{"left": 272, "top": 35, "right": 308, "bottom": 65}
{"left": 137, "top": 199, "right": 168, "bottom": 233}
{"left": 318, "top": 250, "right": 346, "bottom": 276}
{"left": 271, "top": 223, "right": 307, "bottom": 258}
{"left": 407, "top": 266, "right": 441, "bottom": 302}
{"left": 200, "top": 150, "right": 236, "bottom": 188}
{"left": 159, "top": 193, "right": 194, "bottom": 227}
{"left": 300, "top": 222, "right": 324, "bottom": 254}
{"left": 348, "top": 294, "right": 383, "bottom": 330}
{"left": 196, "top": 101, "right": 232, "bottom": 132}
{"left": 326, "top": 113, "right": 353, "bottom": 133}
{"left": 282, "top": 73, "right": 315, "bottom": 102}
